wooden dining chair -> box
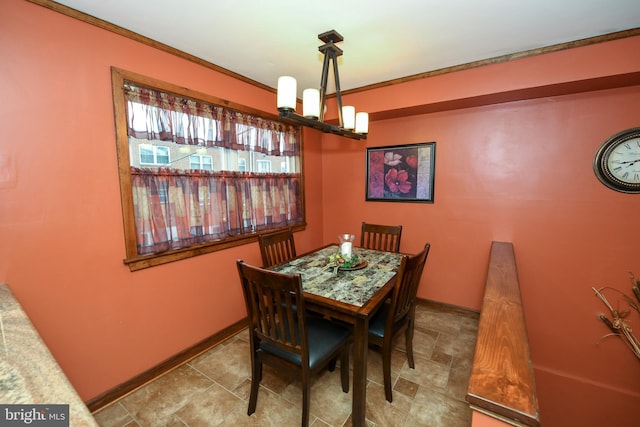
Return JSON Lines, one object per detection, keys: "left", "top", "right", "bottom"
{"left": 236, "top": 260, "right": 351, "bottom": 427}
{"left": 258, "top": 228, "right": 297, "bottom": 267}
{"left": 361, "top": 222, "right": 403, "bottom": 253}
{"left": 368, "top": 243, "right": 431, "bottom": 402}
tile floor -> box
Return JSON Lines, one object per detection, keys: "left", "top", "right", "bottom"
{"left": 93, "top": 304, "right": 479, "bottom": 427}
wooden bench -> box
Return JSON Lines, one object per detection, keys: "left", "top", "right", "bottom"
{"left": 466, "top": 242, "right": 540, "bottom": 426}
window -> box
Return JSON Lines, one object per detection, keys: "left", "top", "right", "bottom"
{"left": 139, "top": 145, "right": 170, "bottom": 165}
{"left": 189, "top": 154, "right": 213, "bottom": 170}
{"left": 256, "top": 160, "right": 271, "bottom": 172}
{"left": 112, "top": 67, "right": 305, "bottom": 271}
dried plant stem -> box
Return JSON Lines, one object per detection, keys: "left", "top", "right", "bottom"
{"left": 593, "top": 286, "right": 640, "bottom": 360}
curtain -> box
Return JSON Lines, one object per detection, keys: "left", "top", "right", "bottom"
{"left": 124, "top": 84, "right": 299, "bottom": 156}
{"left": 131, "top": 168, "right": 303, "bottom": 255}
{"left": 124, "top": 82, "right": 303, "bottom": 256}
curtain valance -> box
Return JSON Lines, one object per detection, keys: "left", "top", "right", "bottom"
{"left": 124, "top": 83, "right": 299, "bottom": 156}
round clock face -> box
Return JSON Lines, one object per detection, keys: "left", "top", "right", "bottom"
{"left": 594, "top": 127, "right": 640, "bottom": 193}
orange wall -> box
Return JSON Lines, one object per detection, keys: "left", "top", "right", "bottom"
{"left": 0, "top": 0, "right": 325, "bottom": 400}
{"left": 320, "top": 45, "right": 640, "bottom": 426}
{"left": 3, "top": 1, "right": 640, "bottom": 425}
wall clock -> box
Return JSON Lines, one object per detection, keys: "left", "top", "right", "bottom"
{"left": 593, "top": 127, "right": 640, "bottom": 193}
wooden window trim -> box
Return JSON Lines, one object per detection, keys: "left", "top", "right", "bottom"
{"left": 111, "top": 67, "right": 306, "bottom": 271}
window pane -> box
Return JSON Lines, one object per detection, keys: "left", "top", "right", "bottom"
{"left": 156, "top": 146, "right": 170, "bottom": 165}
{"left": 202, "top": 156, "right": 213, "bottom": 170}
{"left": 189, "top": 156, "right": 199, "bottom": 169}
{"left": 139, "top": 145, "right": 154, "bottom": 164}
{"left": 256, "top": 160, "right": 271, "bottom": 172}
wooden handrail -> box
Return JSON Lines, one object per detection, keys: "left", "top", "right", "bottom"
{"left": 466, "top": 242, "right": 540, "bottom": 426}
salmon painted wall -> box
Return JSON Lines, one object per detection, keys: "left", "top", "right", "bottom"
{"left": 321, "top": 45, "right": 640, "bottom": 426}
{"left": 0, "top": 0, "right": 325, "bottom": 400}
{"left": 3, "top": 1, "right": 640, "bottom": 424}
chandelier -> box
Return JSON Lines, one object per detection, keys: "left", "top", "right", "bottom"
{"left": 276, "top": 30, "right": 368, "bottom": 140}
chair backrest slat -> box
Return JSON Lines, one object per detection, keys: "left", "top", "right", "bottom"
{"left": 361, "top": 222, "right": 403, "bottom": 253}
{"left": 237, "top": 260, "right": 306, "bottom": 357}
{"left": 388, "top": 244, "right": 430, "bottom": 325}
{"left": 259, "top": 228, "right": 297, "bottom": 267}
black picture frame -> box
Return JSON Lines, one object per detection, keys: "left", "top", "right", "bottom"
{"left": 365, "top": 142, "right": 435, "bottom": 203}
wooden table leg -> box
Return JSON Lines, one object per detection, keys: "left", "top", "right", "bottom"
{"left": 351, "top": 315, "right": 368, "bottom": 427}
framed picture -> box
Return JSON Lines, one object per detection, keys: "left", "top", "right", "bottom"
{"left": 365, "top": 142, "right": 435, "bottom": 203}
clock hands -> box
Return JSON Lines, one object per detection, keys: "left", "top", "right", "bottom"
{"left": 612, "top": 159, "right": 640, "bottom": 166}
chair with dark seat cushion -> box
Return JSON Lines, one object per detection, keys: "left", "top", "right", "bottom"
{"left": 368, "top": 243, "right": 430, "bottom": 402}
{"left": 361, "top": 222, "right": 403, "bottom": 253}
{"left": 258, "top": 228, "right": 297, "bottom": 268}
{"left": 236, "top": 260, "right": 351, "bottom": 427}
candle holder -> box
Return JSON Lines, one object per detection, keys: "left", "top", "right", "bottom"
{"left": 324, "top": 234, "right": 361, "bottom": 273}
{"left": 338, "top": 234, "right": 355, "bottom": 259}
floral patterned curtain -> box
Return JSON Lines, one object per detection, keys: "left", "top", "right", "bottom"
{"left": 124, "top": 83, "right": 303, "bottom": 256}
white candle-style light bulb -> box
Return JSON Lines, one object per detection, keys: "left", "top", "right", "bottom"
{"left": 342, "top": 106, "right": 355, "bottom": 130}
{"left": 303, "top": 88, "right": 320, "bottom": 118}
{"left": 355, "top": 112, "right": 369, "bottom": 134}
{"left": 277, "top": 76, "right": 297, "bottom": 111}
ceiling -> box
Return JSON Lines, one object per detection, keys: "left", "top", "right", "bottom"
{"left": 54, "top": 0, "right": 640, "bottom": 97}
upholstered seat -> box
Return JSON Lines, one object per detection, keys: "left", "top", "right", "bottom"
{"left": 260, "top": 316, "right": 351, "bottom": 368}
{"left": 368, "top": 303, "right": 392, "bottom": 339}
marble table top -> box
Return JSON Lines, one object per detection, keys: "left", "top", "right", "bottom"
{"left": 0, "top": 283, "right": 98, "bottom": 426}
{"left": 272, "top": 244, "right": 404, "bottom": 307}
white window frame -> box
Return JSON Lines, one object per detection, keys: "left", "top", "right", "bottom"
{"left": 189, "top": 154, "right": 213, "bottom": 170}
{"left": 139, "top": 144, "right": 170, "bottom": 166}
{"left": 256, "top": 159, "right": 271, "bottom": 172}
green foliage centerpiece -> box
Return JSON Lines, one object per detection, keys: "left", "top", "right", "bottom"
{"left": 325, "top": 252, "right": 360, "bottom": 274}
{"left": 325, "top": 234, "right": 358, "bottom": 273}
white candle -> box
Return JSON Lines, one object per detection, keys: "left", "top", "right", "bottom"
{"left": 342, "top": 106, "right": 355, "bottom": 130}
{"left": 341, "top": 242, "right": 353, "bottom": 258}
{"left": 303, "top": 88, "right": 320, "bottom": 118}
{"left": 277, "top": 76, "right": 297, "bottom": 111}
{"left": 355, "top": 112, "right": 369, "bottom": 134}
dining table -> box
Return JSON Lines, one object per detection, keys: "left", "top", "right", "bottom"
{"left": 271, "top": 243, "right": 404, "bottom": 427}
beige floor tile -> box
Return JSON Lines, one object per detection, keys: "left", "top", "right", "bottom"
{"left": 222, "top": 386, "right": 307, "bottom": 426}
{"left": 93, "top": 402, "right": 135, "bottom": 427}
{"left": 364, "top": 348, "right": 405, "bottom": 388}
{"left": 414, "top": 308, "right": 463, "bottom": 336}
{"left": 393, "top": 377, "right": 419, "bottom": 399}
{"left": 445, "top": 356, "right": 473, "bottom": 400}
{"left": 119, "top": 364, "right": 214, "bottom": 425}
{"left": 174, "top": 382, "right": 245, "bottom": 426}
{"left": 94, "top": 306, "right": 477, "bottom": 427}
{"left": 365, "top": 381, "right": 411, "bottom": 426}
{"left": 399, "top": 354, "right": 450, "bottom": 390}
{"left": 434, "top": 330, "right": 476, "bottom": 360}
{"left": 405, "top": 386, "right": 471, "bottom": 427}
{"left": 407, "top": 328, "right": 438, "bottom": 359}
{"left": 278, "top": 367, "right": 352, "bottom": 426}
{"left": 189, "top": 338, "right": 251, "bottom": 391}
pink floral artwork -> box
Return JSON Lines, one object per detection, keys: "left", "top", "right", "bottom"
{"left": 366, "top": 143, "right": 435, "bottom": 202}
